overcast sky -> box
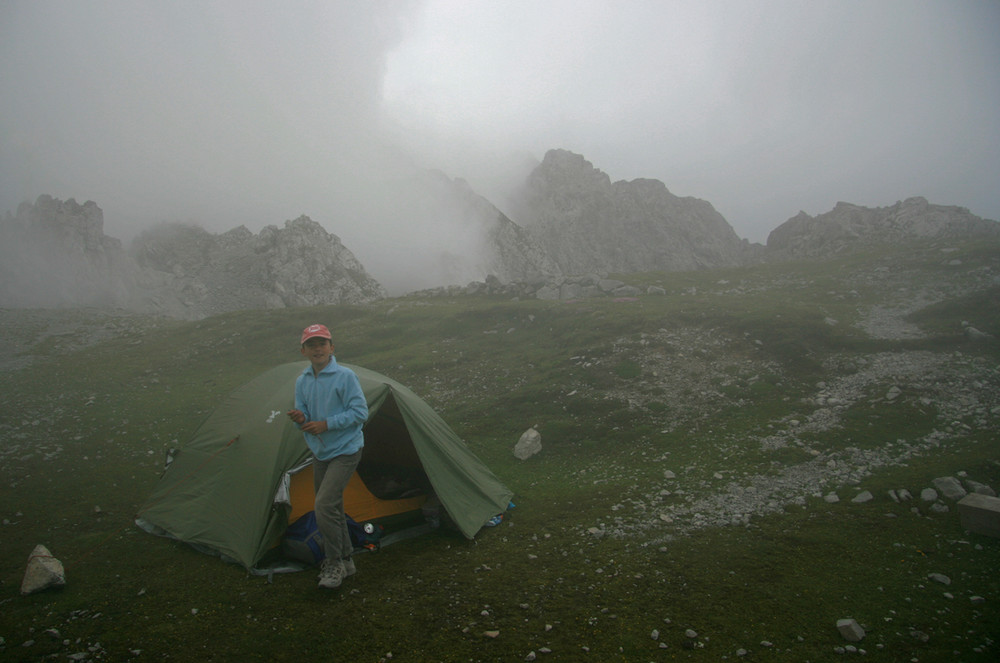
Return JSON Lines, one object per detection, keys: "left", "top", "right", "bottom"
{"left": 2, "top": 1, "right": 998, "bottom": 268}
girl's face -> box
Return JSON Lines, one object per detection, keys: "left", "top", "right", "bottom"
{"left": 301, "top": 337, "right": 333, "bottom": 369}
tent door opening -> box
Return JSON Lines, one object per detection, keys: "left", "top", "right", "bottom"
{"left": 286, "top": 391, "right": 431, "bottom": 525}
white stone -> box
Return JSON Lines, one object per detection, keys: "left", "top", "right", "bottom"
{"left": 851, "top": 491, "right": 874, "bottom": 503}
{"left": 513, "top": 427, "right": 542, "bottom": 460}
{"left": 20, "top": 545, "right": 65, "bottom": 595}
{"left": 836, "top": 618, "right": 865, "bottom": 642}
{"left": 932, "top": 476, "right": 967, "bottom": 501}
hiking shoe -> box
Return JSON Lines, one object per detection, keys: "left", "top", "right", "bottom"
{"left": 317, "top": 558, "right": 345, "bottom": 589}
{"left": 343, "top": 557, "right": 356, "bottom": 577}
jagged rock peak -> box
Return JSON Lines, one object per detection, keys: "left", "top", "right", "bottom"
{"left": 766, "top": 196, "right": 1000, "bottom": 258}
{"left": 130, "top": 214, "right": 386, "bottom": 318}
{"left": 0, "top": 195, "right": 131, "bottom": 308}
{"left": 254, "top": 214, "right": 384, "bottom": 305}
{"left": 528, "top": 149, "right": 614, "bottom": 194}
{"left": 514, "top": 149, "right": 751, "bottom": 274}
{"left": 13, "top": 195, "right": 109, "bottom": 248}
{"left": 0, "top": 196, "right": 386, "bottom": 318}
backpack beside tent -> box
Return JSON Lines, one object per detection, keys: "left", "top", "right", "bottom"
{"left": 136, "top": 361, "right": 513, "bottom": 570}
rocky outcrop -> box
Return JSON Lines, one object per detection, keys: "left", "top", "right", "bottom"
{"left": 0, "top": 195, "right": 136, "bottom": 308}
{"left": 766, "top": 197, "right": 1000, "bottom": 259}
{"left": 7, "top": 178, "right": 996, "bottom": 316}
{"left": 512, "top": 149, "right": 754, "bottom": 274}
{"left": 129, "top": 215, "right": 386, "bottom": 318}
{"left": 0, "top": 196, "right": 385, "bottom": 319}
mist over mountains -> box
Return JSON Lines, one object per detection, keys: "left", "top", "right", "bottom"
{"left": 2, "top": 148, "right": 997, "bottom": 319}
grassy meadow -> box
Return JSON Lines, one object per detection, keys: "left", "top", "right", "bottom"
{"left": 1, "top": 240, "right": 999, "bottom": 662}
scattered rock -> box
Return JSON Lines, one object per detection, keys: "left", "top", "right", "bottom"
{"left": 928, "top": 573, "right": 951, "bottom": 585}
{"left": 836, "top": 618, "right": 865, "bottom": 642}
{"left": 932, "top": 476, "right": 968, "bottom": 501}
{"left": 964, "top": 326, "right": 993, "bottom": 341}
{"left": 20, "top": 544, "right": 65, "bottom": 595}
{"left": 851, "top": 491, "right": 874, "bottom": 504}
{"left": 964, "top": 480, "right": 997, "bottom": 497}
{"left": 513, "top": 427, "right": 542, "bottom": 460}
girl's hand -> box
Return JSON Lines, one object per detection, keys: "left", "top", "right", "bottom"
{"left": 300, "top": 420, "right": 328, "bottom": 435}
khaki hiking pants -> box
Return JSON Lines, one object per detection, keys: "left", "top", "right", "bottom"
{"left": 313, "top": 449, "right": 362, "bottom": 561}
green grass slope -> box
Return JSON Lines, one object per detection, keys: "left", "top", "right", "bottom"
{"left": 1, "top": 239, "right": 998, "bottom": 661}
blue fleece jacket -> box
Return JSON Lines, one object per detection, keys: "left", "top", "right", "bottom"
{"left": 294, "top": 358, "right": 367, "bottom": 460}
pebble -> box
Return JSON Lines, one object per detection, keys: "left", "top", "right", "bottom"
{"left": 851, "top": 491, "right": 873, "bottom": 503}
{"left": 928, "top": 573, "right": 951, "bottom": 585}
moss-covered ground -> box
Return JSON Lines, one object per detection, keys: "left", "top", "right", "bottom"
{"left": 1, "top": 240, "right": 998, "bottom": 661}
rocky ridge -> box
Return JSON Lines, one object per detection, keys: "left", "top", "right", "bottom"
{"left": 513, "top": 149, "right": 756, "bottom": 274}
{"left": 766, "top": 196, "right": 1000, "bottom": 259}
{"left": 0, "top": 198, "right": 385, "bottom": 319}
{"left": 130, "top": 216, "right": 386, "bottom": 319}
{"left": 0, "top": 195, "right": 134, "bottom": 309}
{"left": 3, "top": 151, "right": 999, "bottom": 315}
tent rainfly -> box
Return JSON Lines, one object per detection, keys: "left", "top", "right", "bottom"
{"left": 136, "top": 362, "right": 513, "bottom": 570}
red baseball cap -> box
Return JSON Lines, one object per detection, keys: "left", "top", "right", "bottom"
{"left": 300, "top": 324, "right": 332, "bottom": 344}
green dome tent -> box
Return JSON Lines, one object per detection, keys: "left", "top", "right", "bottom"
{"left": 136, "top": 362, "right": 513, "bottom": 570}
